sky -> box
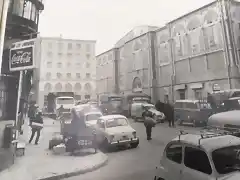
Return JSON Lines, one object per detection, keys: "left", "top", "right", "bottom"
{"left": 39, "top": 0, "right": 215, "bottom": 55}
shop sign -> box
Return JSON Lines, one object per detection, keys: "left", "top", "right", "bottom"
{"left": 9, "top": 39, "right": 36, "bottom": 71}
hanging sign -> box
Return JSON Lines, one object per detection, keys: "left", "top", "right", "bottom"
{"left": 9, "top": 39, "right": 36, "bottom": 71}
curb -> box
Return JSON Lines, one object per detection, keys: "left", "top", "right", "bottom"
{"left": 38, "top": 154, "right": 108, "bottom": 180}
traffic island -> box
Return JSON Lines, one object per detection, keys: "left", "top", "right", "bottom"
{"left": 0, "top": 117, "right": 108, "bottom": 180}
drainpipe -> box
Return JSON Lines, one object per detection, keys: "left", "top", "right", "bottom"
{"left": 148, "top": 31, "right": 157, "bottom": 103}
{"left": 219, "top": 0, "right": 232, "bottom": 89}
{"left": 114, "top": 48, "right": 120, "bottom": 94}
{"left": 168, "top": 23, "right": 176, "bottom": 103}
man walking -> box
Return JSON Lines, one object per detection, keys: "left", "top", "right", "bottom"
{"left": 29, "top": 110, "right": 43, "bottom": 145}
{"left": 143, "top": 110, "right": 156, "bottom": 140}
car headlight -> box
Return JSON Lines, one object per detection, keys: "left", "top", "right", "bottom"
{"left": 132, "top": 131, "right": 137, "bottom": 138}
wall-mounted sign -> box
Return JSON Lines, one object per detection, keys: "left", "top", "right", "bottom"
{"left": 9, "top": 39, "right": 36, "bottom": 71}
{"left": 212, "top": 83, "right": 221, "bottom": 91}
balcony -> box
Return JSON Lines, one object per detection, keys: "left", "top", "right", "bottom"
{"left": 5, "top": 0, "right": 44, "bottom": 40}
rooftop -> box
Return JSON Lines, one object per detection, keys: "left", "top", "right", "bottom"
{"left": 172, "top": 132, "right": 240, "bottom": 152}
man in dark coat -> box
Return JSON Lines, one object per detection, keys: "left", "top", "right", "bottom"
{"left": 29, "top": 110, "right": 43, "bottom": 145}
{"left": 155, "top": 100, "right": 174, "bottom": 127}
{"left": 28, "top": 103, "right": 38, "bottom": 125}
{"left": 143, "top": 110, "right": 155, "bottom": 140}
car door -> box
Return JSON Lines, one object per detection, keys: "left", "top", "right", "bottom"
{"left": 160, "top": 142, "right": 183, "bottom": 180}
{"left": 95, "top": 119, "right": 105, "bottom": 143}
{"left": 180, "top": 146, "right": 213, "bottom": 180}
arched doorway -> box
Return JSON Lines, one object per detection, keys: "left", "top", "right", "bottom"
{"left": 65, "top": 83, "right": 73, "bottom": 92}
{"left": 55, "top": 83, "right": 62, "bottom": 92}
{"left": 44, "top": 83, "right": 52, "bottom": 92}
{"left": 132, "top": 77, "right": 142, "bottom": 92}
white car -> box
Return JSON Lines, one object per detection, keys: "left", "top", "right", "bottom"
{"left": 154, "top": 131, "right": 240, "bottom": 180}
{"left": 84, "top": 111, "right": 103, "bottom": 127}
{"left": 95, "top": 114, "right": 139, "bottom": 150}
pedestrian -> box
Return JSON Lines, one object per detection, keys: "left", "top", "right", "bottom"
{"left": 143, "top": 110, "right": 156, "bottom": 140}
{"left": 165, "top": 103, "right": 175, "bottom": 127}
{"left": 29, "top": 110, "right": 43, "bottom": 145}
{"left": 28, "top": 103, "right": 38, "bottom": 126}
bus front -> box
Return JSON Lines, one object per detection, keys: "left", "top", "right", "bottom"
{"left": 56, "top": 96, "right": 75, "bottom": 114}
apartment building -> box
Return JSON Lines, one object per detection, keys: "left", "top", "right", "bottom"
{"left": 36, "top": 37, "right": 96, "bottom": 109}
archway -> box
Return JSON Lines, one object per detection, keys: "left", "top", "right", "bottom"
{"left": 55, "top": 83, "right": 62, "bottom": 92}
{"left": 84, "top": 83, "right": 92, "bottom": 92}
{"left": 44, "top": 83, "right": 52, "bottom": 92}
{"left": 132, "top": 77, "right": 142, "bottom": 92}
{"left": 65, "top": 83, "right": 73, "bottom": 92}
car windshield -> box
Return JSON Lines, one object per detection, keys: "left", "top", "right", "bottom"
{"left": 86, "top": 114, "right": 102, "bottom": 121}
{"left": 111, "top": 100, "right": 121, "bottom": 109}
{"left": 106, "top": 118, "right": 128, "bottom": 128}
{"left": 144, "top": 105, "right": 155, "bottom": 110}
{"left": 212, "top": 145, "right": 240, "bottom": 174}
{"left": 56, "top": 98, "right": 74, "bottom": 104}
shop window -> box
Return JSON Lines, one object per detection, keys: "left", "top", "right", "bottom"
{"left": 179, "top": 90, "right": 186, "bottom": 100}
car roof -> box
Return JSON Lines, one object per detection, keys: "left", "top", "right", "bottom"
{"left": 100, "top": 114, "right": 127, "bottom": 120}
{"left": 175, "top": 99, "right": 200, "bottom": 103}
{"left": 57, "top": 96, "right": 74, "bottom": 99}
{"left": 85, "top": 111, "right": 102, "bottom": 116}
{"left": 172, "top": 133, "right": 240, "bottom": 152}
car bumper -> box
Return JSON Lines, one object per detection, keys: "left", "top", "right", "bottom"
{"left": 110, "top": 138, "right": 139, "bottom": 146}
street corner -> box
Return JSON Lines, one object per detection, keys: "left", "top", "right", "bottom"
{"left": 37, "top": 150, "right": 108, "bottom": 180}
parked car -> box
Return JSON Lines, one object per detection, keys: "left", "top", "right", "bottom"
{"left": 154, "top": 131, "right": 240, "bottom": 180}
{"left": 94, "top": 114, "right": 139, "bottom": 150}
{"left": 174, "top": 100, "right": 212, "bottom": 127}
{"left": 84, "top": 111, "right": 103, "bottom": 127}
{"left": 131, "top": 103, "right": 165, "bottom": 123}
{"left": 207, "top": 110, "right": 240, "bottom": 134}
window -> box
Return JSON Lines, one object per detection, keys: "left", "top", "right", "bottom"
{"left": 166, "top": 144, "right": 182, "bottom": 164}
{"left": 76, "top": 63, "right": 81, "bottom": 67}
{"left": 46, "top": 72, "right": 51, "bottom": 80}
{"left": 194, "top": 90, "right": 202, "bottom": 100}
{"left": 106, "top": 118, "right": 128, "bottom": 128}
{"left": 85, "top": 95, "right": 91, "bottom": 99}
{"left": 184, "top": 147, "right": 212, "bottom": 175}
{"left": 86, "top": 54, "right": 90, "bottom": 60}
{"left": 179, "top": 90, "right": 185, "bottom": 100}
{"left": 76, "top": 73, "right": 81, "bottom": 78}
{"left": 57, "top": 62, "right": 62, "bottom": 68}
{"left": 67, "top": 62, "right": 71, "bottom": 67}
{"left": 68, "top": 43, "right": 72, "bottom": 49}
{"left": 86, "top": 73, "right": 91, "bottom": 78}
{"left": 76, "top": 43, "right": 81, "bottom": 49}
{"left": 97, "top": 119, "right": 105, "bottom": 128}
{"left": 204, "top": 25, "right": 216, "bottom": 50}
{"left": 185, "top": 102, "right": 198, "bottom": 109}
{"left": 174, "top": 102, "right": 183, "bottom": 109}
{"left": 58, "top": 52, "right": 63, "bottom": 57}
{"left": 47, "top": 62, "right": 52, "bottom": 68}
{"left": 57, "top": 73, "right": 62, "bottom": 79}
{"left": 67, "top": 73, "right": 71, "bottom": 78}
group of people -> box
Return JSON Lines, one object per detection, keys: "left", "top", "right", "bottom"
{"left": 142, "top": 100, "right": 175, "bottom": 140}
{"left": 28, "top": 103, "right": 44, "bottom": 145}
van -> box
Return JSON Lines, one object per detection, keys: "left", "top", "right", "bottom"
{"left": 174, "top": 100, "right": 212, "bottom": 127}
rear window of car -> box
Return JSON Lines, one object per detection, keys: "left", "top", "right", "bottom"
{"left": 174, "top": 102, "right": 183, "bottom": 108}
{"left": 185, "top": 102, "right": 198, "bottom": 109}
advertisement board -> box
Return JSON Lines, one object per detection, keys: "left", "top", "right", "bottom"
{"left": 9, "top": 39, "right": 36, "bottom": 71}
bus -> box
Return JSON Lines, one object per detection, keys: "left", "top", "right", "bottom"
{"left": 56, "top": 96, "right": 75, "bottom": 117}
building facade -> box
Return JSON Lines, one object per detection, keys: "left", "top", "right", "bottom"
{"left": 0, "top": 0, "right": 44, "bottom": 171}
{"left": 96, "top": 0, "right": 240, "bottom": 103}
{"left": 37, "top": 37, "right": 96, "bottom": 109}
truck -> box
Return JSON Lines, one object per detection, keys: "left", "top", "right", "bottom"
{"left": 45, "top": 92, "right": 75, "bottom": 119}
{"left": 98, "top": 94, "right": 122, "bottom": 115}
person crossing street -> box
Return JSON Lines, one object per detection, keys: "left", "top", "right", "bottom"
{"left": 142, "top": 110, "right": 156, "bottom": 140}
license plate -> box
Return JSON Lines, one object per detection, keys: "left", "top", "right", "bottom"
{"left": 78, "top": 140, "right": 92, "bottom": 145}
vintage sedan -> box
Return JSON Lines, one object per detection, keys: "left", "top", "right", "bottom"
{"left": 95, "top": 115, "right": 139, "bottom": 150}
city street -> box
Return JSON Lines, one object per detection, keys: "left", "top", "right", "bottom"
{"left": 65, "top": 119, "right": 201, "bottom": 180}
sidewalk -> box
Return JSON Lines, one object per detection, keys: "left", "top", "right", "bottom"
{"left": 0, "top": 118, "right": 108, "bottom": 180}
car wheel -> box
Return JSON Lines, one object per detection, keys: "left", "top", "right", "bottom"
{"left": 130, "top": 142, "right": 139, "bottom": 148}
{"left": 102, "top": 138, "right": 110, "bottom": 151}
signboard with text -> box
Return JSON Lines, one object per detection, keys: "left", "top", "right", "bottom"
{"left": 9, "top": 39, "right": 36, "bottom": 71}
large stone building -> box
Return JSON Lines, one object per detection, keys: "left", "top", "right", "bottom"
{"left": 37, "top": 37, "right": 96, "bottom": 109}
{"left": 96, "top": 0, "right": 240, "bottom": 103}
